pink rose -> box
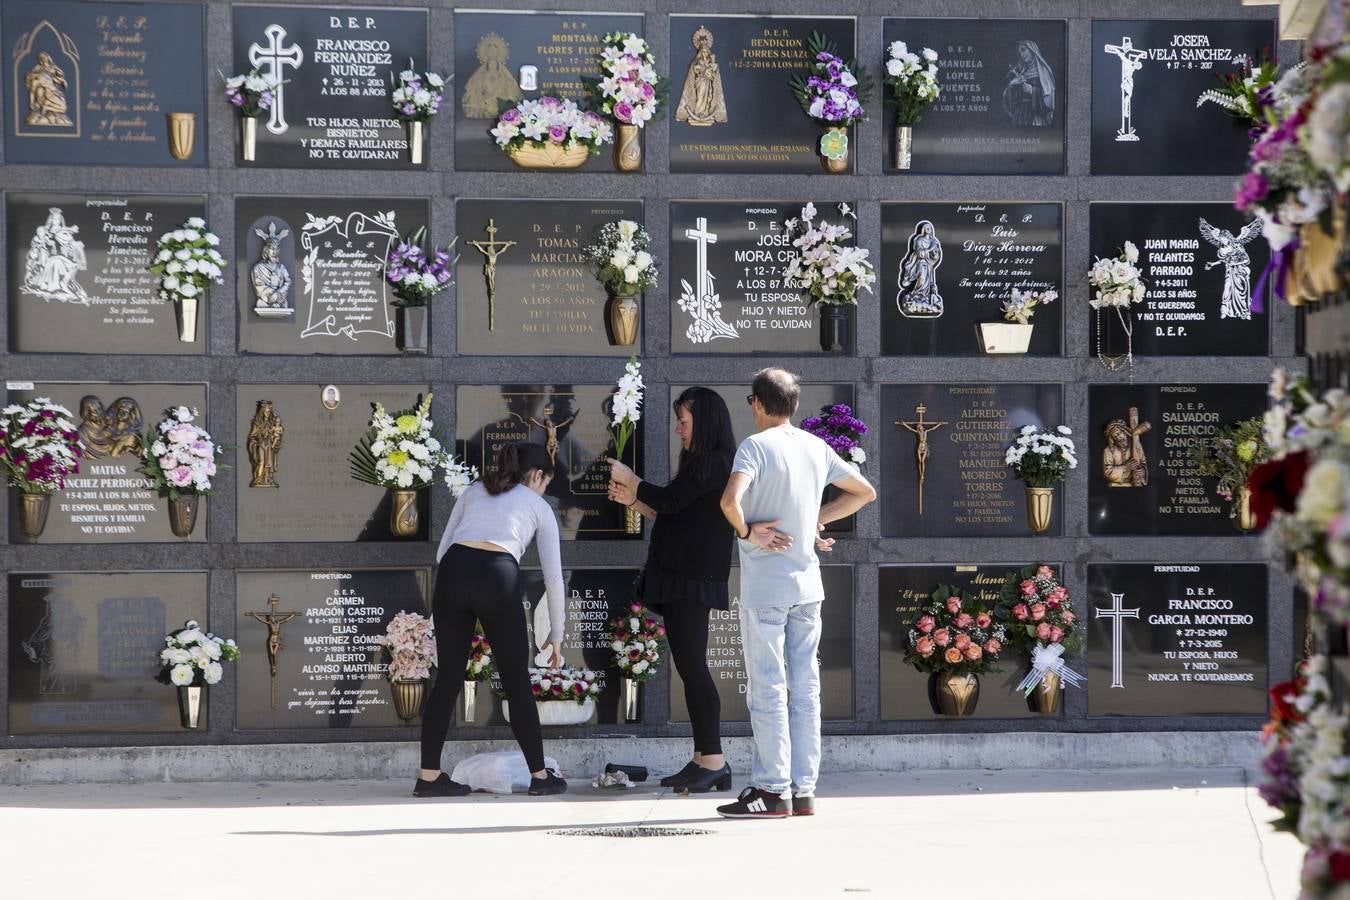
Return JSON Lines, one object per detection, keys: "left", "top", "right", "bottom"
{"left": 945, "top": 597, "right": 962, "bottom": 615}
{"left": 1036, "top": 565, "right": 1054, "bottom": 578}
{"left": 953, "top": 632, "right": 972, "bottom": 651}
{"left": 1035, "top": 622, "right": 1052, "bottom": 640}
{"left": 983, "top": 639, "right": 1001, "bottom": 655}
{"left": 1030, "top": 603, "right": 1046, "bottom": 622}
{"left": 975, "top": 612, "right": 991, "bottom": 629}
{"left": 1020, "top": 579, "right": 1037, "bottom": 597}
{"left": 1048, "top": 626, "right": 1064, "bottom": 643}
{"left": 933, "top": 628, "right": 950, "bottom": 647}
{"left": 943, "top": 647, "right": 963, "bottom": 665}
{"left": 963, "top": 645, "right": 982, "bottom": 662}
{"left": 954, "top": 613, "right": 973, "bottom": 629}
{"left": 1062, "top": 611, "right": 1076, "bottom": 625}
{"left": 916, "top": 615, "right": 936, "bottom": 634}
{"left": 915, "top": 636, "right": 935, "bottom": 657}
{"left": 1047, "top": 598, "right": 1061, "bottom": 609}
{"left": 1013, "top": 603, "right": 1029, "bottom": 621}
{"left": 1048, "top": 586, "right": 1069, "bottom": 605}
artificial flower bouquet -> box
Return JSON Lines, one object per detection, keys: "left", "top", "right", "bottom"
{"left": 584, "top": 32, "right": 667, "bottom": 127}
{"left": 0, "top": 398, "right": 81, "bottom": 494}
{"left": 1001, "top": 287, "right": 1058, "bottom": 325}
{"left": 374, "top": 610, "right": 437, "bottom": 681}
{"left": 1187, "top": 416, "right": 1271, "bottom": 514}
{"left": 350, "top": 394, "right": 452, "bottom": 491}
{"left": 491, "top": 97, "right": 614, "bottom": 156}
{"left": 1088, "top": 242, "right": 1146, "bottom": 312}
{"left": 1196, "top": 50, "right": 1281, "bottom": 125}
{"left": 390, "top": 64, "right": 446, "bottom": 122}
{"left": 800, "top": 404, "right": 868, "bottom": 467}
{"left": 385, "top": 227, "right": 455, "bottom": 307}
{"left": 903, "top": 585, "right": 1005, "bottom": 676}
{"left": 465, "top": 626, "right": 494, "bottom": 681}
{"left": 609, "top": 356, "right": 643, "bottom": 461}
{"left": 609, "top": 602, "right": 668, "bottom": 683}
{"left": 445, "top": 456, "right": 479, "bottom": 499}
{"left": 782, "top": 202, "right": 876, "bottom": 306}
{"left": 1004, "top": 424, "right": 1077, "bottom": 487}
{"left": 139, "top": 406, "right": 224, "bottom": 499}
{"left": 148, "top": 217, "right": 225, "bottom": 306}
{"left": 585, "top": 220, "right": 658, "bottom": 296}
{"left": 995, "top": 564, "right": 1085, "bottom": 697}
{"left": 157, "top": 619, "right": 239, "bottom": 687}
{"left": 520, "top": 667, "right": 603, "bottom": 704}
{"left": 789, "top": 32, "right": 872, "bottom": 128}
{"left": 222, "top": 69, "right": 280, "bottom": 118}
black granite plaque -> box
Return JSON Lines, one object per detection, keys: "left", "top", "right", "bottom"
{"left": 669, "top": 201, "right": 855, "bottom": 355}
{"left": 880, "top": 383, "right": 1064, "bottom": 537}
{"left": 669, "top": 15, "right": 857, "bottom": 174}
{"left": 1087, "top": 563, "right": 1268, "bottom": 716}
{"left": 881, "top": 202, "right": 1063, "bottom": 356}
{"left": 235, "top": 568, "right": 430, "bottom": 729}
{"left": 1091, "top": 19, "right": 1275, "bottom": 175}
{"left": 7, "top": 193, "right": 207, "bottom": 354}
{"left": 669, "top": 382, "right": 857, "bottom": 533}
{"left": 453, "top": 10, "right": 643, "bottom": 173}
{"left": 1090, "top": 203, "right": 1271, "bottom": 358}
{"left": 880, "top": 19, "right": 1066, "bottom": 175}
{"left": 879, "top": 564, "right": 1059, "bottom": 720}
{"left": 455, "top": 198, "right": 643, "bottom": 355}
{"left": 234, "top": 196, "right": 428, "bottom": 355}
{"left": 231, "top": 4, "right": 428, "bottom": 169}
{"left": 2, "top": 1, "right": 207, "bottom": 167}
{"left": 235, "top": 383, "right": 434, "bottom": 543}
{"left": 456, "top": 384, "right": 644, "bottom": 540}
{"left": 6, "top": 382, "right": 209, "bottom": 543}
{"left": 669, "top": 566, "right": 854, "bottom": 723}
{"left": 1088, "top": 383, "right": 1269, "bottom": 536}
{"left": 8, "top": 571, "right": 209, "bottom": 734}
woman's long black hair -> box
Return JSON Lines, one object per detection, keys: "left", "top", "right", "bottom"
{"left": 673, "top": 387, "right": 736, "bottom": 479}
{"left": 482, "top": 441, "right": 554, "bottom": 495}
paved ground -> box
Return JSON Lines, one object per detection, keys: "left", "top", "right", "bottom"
{"left": 0, "top": 767, "right": 1305, "bottom": 899}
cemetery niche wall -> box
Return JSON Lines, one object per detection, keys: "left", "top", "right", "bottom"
{"left": 0, "top": 1, "right": 1291, "bottom": 751}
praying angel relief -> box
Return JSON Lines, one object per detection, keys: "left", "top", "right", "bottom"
{"left": 677, "top": 216, "right": 739, "bottom": 344}
{"left": 298, "top": 210, "right": 399, "bottom": 342}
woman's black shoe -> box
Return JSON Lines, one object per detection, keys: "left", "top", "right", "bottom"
{"left": 528, "top": 770, "right": 568, "bottom": 796}
{"left": 679, "top": 763, "right": 732, "bottom": 794}
{"left": 660, "top": 761, "right": 700, "bottom": 788}
{"left": 413, "top": 772, "right": 471, "bottom": 797}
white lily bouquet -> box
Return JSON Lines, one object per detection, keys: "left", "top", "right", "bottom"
{"left": 157, "top": 620, "right": 239, "bottom": 687}
{"left": 148, "top": 217, "right": 225, "bottom": 306}
{"left": 444, "top": 456, "right": 479, "bottom": 498}
{"left": 610, "top": 356, "right": 643, "bottom": 462}
{"left": 782, "top": 202, "right": 876, "bottom": 305}
{"left": 390, "top": 63, "right": 445, "bottom": 121}
{"left": 1088, "top": 242, "right": 1147, "bottom": 374}
{"left": 585, "top": 220, "right": 658, "bottom": 296}
{"left": 349, "top": 393, "right": 450, "bottom": 490}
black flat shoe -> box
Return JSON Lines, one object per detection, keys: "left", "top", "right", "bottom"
{"left": 660, "top": 761, "right": 700, "bottom": 788}
{"left": 680, "top": 763, "right": 732, "bottom": 794}
{"left": 528, "top": 770, "right": 568, "bottom": 796}
{"left": 413, "top": 773, "right": 471, "bottom": 797}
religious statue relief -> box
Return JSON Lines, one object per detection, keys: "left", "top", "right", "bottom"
{"left": 1199, "top": 218, "right": 1262, "bottom": 321}
{"left": 21, "top": 207, "right": 88, "bottom": 304}
{"left": 468, "top": 219, "right": 515, "bottom": 332}
{"left": 462, "top": 33, "right": 522, "bottom": 119}
{"left": 251, "top": 222, "right": 293, "bottom": 318}
{"left": 1003, "top": 40, "right": 1056, "bottom": 127}
{"left": 78, "top": 395, "right": 143, "bottom": 460}
{"left": 20, "top": 596, "right": 83, "bottom": 694}
{"left": 1104, "top": 36, "right": 1146, "bottom": 142}
{"left": 896, "top": 220, "right": 944, "bottom": 318}
{"left": 675, "top": 27, "right": 728, "bottom": 127}
{"left": 25, "top": 51, "right": 73, "bottom": 126}
{"left": 247, "top": 400, "right": 283, "bottom": 488}
{"left": 247, "top": 593, "right": 300, "bottom": 709}
{"left": 1102, "top": 407, "right": 1151, "bottom": 487}
{"left": 896, "top": 404, "right": 947, "bottom": 514}
{"left": 529, "top": 403, "right": 576, "bottom": 467}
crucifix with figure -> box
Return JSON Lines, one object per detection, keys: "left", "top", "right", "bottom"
{"left": 468, "top": 219, "right": 515, "bottom": 331}
{"left": 249, "top": 24, "right": 304, "bottom": 135}
{"left": 1104, "top": 36, "right": 1146, "bottom": 142}
{"left": 247, "top": 593, "right": 300, "bottom": 709}
{"left": 896, "top": 404, "right": 947, "bottom": 515}
{"left": 685, "top": 216, "right": 718, "bottom": 301}
{"left": 1095, "top": 592, "right": 1139, "bottom": 689}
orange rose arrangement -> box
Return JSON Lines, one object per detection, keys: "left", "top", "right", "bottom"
{"left": 903, "top": 584, "right": 1006, "bottom": 676}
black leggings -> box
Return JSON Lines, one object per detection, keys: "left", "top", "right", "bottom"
{"left": 662, "top": 601, "right": 723, "bottom": 756}
{"left": 420, "top": 544, "right": 545, "bottom": 773}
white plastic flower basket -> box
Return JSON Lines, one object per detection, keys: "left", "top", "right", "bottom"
{"left": 502, "top": 698, "right": 595, "bottom": 727}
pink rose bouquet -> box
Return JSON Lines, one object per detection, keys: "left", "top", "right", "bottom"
{"left": 903, "top": 584, "right": 1005, "bottom": 676}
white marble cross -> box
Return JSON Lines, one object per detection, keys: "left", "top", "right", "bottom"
{"left": 1095, "top": 592, "right": 1140, "bottom": 689}
{"left": 685, "top": 217, "right": 718, "bottom": 299}
{"left": 249, "top": 24, "right": 304, "bottom": 135}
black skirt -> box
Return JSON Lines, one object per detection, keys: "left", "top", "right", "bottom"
{"left": 634, "top": 561, "right": 729, "bottom": 611}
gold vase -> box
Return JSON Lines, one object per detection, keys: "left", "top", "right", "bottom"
{"left": 932, "top": 672, "right": 980, "bottom": 716}
{"left": 240, "top": 115, "right": 257, "bottom": 162}
{"left": 1235, "top": 487, "right": 1257, "bottom": 532}
{"left": 19, "top": 491, "right": 51, "bottom": 538}
{"left": 507, "top": 143, "right": 589, "bottom": 169}
{"left": 1025, "top": 486, "right": 1054, "bottom": 534}
{"left": 167, "top": 494, "right": 199, "bottom": 538}
{"left": 615, "top": 123, "right": 641, "bottom": 172}
{"left": 390, "top": 489, "right": 419, "bottom": 537}
{"left": 390, "top": 678, "right": 425, "bottom": 723}
{"left": 1032, "top": 672, "right": 1061, "bottom": 715}
{"left": 624, "top": 504, "right": 641, "bottom": 535}
{"left": 609, "top": 294, "right": 639, "bottom": 346}
{"left": 407, "top": 119, "right": 424, "bottom": 166}
{"left": 820, "top": 125, "right": 849, "bottom": 174}
{"left": 177, "top": 685, "right": 203, "bottom": 729}
{"left": 1294, "top": 207, "right": 1347, "bottom": 302}
{"left": 894, "top": 125, "right": 913, "bottom": 170}
{"left": 166, "top": 112, "right": 195, "bottom": 160}
{"left": 622, "top": 678, "right": 640, "bottom": 723}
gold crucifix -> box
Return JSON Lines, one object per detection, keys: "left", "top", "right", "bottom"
{"left": 529, "top": 403, "right": 576, "bottom": 466}
{"left": 896, "top": 404, "right": 947, "bottom": 515}
{"left": 467, "top": 218, "right": 515, "bottom": 332}
{"left": 246, "top": 593, "right": 300, "bottom": 710}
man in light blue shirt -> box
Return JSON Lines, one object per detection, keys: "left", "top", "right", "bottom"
{"left": 717, "top": 368, "right": 876, "bottom": 818}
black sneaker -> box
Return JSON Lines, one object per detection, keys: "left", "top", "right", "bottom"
{"left": 528, "top": 770, "right": 568, "bottom": 796}
{"left": 716, "top": 787, "right": 791, "bottom": 819}
{"left": 660, "top": 761, "right": 699, "bottom": 788}
{"left": 413, "top": 772, "right": 471, "bottom": 798}
{"left": 792, "top": 794, "right": 815, "bottom": 816}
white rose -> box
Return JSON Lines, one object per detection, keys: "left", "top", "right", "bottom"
{"left": 1297, "top": 459, "right": 1347, "bottom": 528}
{"left": 169, "top": 664, "right": 195, "bottom": 686}
{"left": 1123, "top": 241, "right": 1140, "bottom": 264}
{"left": 623, "top": 265, "right": 640, "bottom": 284}
{"left": 1110, "top": 260, "right": 1134, "bottom": 283}
{"left": 203, "top": 662, "right": 223, "bottom": 685}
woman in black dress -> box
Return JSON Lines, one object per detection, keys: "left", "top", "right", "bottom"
{"left": 607, "top": 386, "right": 736, "bottom": 793}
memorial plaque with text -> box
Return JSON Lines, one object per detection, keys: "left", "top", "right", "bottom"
{"left": 880, "top": 383, "right": 1064, "bottom": 538}
{"left": 8, "top": 571, "right": 209, "bottom": 734}
{"left": 880, "top": 19, "right": 1066, "bottom": 174}
{"left": 7, "top": 193, "right": 206, "bottom": 354}
{"left": 1087, "top": 563, "right": 1268, "bottom": 716}
{"left": 231, "top": 4, "right": 428, "bottom": 168}
{"left": 1088, "top": 383, "right": 1269, "bottom": 536}
{"left": 881, "top": 202, "right": 1063, "bottom": 356}
{"left": 2, "top": 0, "right": 207, "bottom": 167}
{"left": 669, "top": 201, "right": 855, "bottom": 355}
{"left": 669, "top": 15, "right": 856, "bottom": 174}
{"left": 879, "top": 564, "right": 1062, "bottom": 720}
{"left": 670, "top": 566, "right": 854, "bottom": 723}
{"left": 670, "top": 383, "right": 856, "bottom": 533}
{"left": 456, "top": 198, "right": 642, "bottom": 355}
{"left": 235, "top": 383, "right": 433, "bottom": 543}
{"left": 234, "top": 196, "right": 428, "bottom": 355}
{"left": 456, "top": 384, "right": 643, "bottom": 540}
{"left": 6, "top": 382, "right": 208, "bottom": 543}
{"left": 235, "top": 568, "right": 429, "bottom": 729}
{"left": 453, "top": 10, "right": 643, "bottom": 173}
{"left": 1090, "top": 203, "right": 1271, "bottom": 357}
{"left": 1091, "top": 19, "right": 1275, "bottom": 175}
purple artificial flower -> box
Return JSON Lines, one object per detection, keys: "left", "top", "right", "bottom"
{"left": 614, "top": 101, "right": 634, "bottom": 123}
{"left": 549, "top": 125, "right": 567, "bottom": 143}
{"left": 500, "top": 108, "right": 521, "bottom": 124}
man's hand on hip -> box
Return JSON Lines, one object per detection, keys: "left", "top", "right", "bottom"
{"left": 746, "top": 519, "right": 793, "bottom": 552}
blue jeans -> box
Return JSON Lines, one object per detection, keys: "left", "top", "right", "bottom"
{"left": 738, "top": 601, "right": 822, "bottom": 798}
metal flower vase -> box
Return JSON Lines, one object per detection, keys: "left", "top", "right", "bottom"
{"left": 175, "top": 296, "right": 199, "bottom": 343}
{"left": 622, "top": 678, "right": 640, "bottom": 723}
{"left": 462, "top": 680, "right": 477, "bottom": 722}
{"left": 929, "top": 672, "right": 980, "bottom": 716}
{"left": 391, "top": 678, "right": 426, "bottom": 723}
{"left": 1235, "top": 487, "right": 1257, "bottom": 532}
{"left": 390, "top": 489, "right": 419, "bottom": 537}
{"left": 178, "top": 685, "right": 203, "bottom": 728}
{"left": 820, "top": 125, "right": 849, "bottom": 174}
{"left": 240, "top": 115, "right": 258, "bottom": 162}
{"left": 609, "top": 294, "right": 639, "bottom": 346}
{"left": 1025, "top": 487, "right": 1054, "bottom": 534}
{"left": 818, "top": 304, "right": 849, "bottom": 352}
{"left": 19, "top": 492, "right": 51, "bottom": 538}
{"left": 615, "top": 123, "right": 641, "bottom": 172}
{"left": 894, "top": 125, "right": 914, "bottom": 170}
{"left": 407, "top": 119, "right": 424, "bottom": 165}
{"left": 1032, "top": 672, "right": 1062, "bottom": 715}
{"left": 168, "top": 494, "right": 200, "bottom": 538}
{"left": 396, "top": 306, "right": 428, "bottom": 353}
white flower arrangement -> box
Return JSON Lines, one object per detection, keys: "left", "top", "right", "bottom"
{"left": 610, "top": 602, "right": 668, "bottom": 683}
{"left": 158, "top": 619, "right": 239, "bottom": 687}
{"left": 1307, "top": 81, "right": 1350, "bottom": 193}
{"left": 390, "top": 64, "right": 445, "bottom": 122}
{"left": 610, "top": 356, "right": 643, "bottom": 463}
{"left": 147, "top": 217, "right": 225, "bottom": 306}
{"left": 373, "top": 610, "right": 437, "bottom": 681}
{"left": 349, "top": 394, "right": 453, "bottom": 491}
{"left": 1005, "top": 424, "right": 1077, "bottom": 488}
{"left": 884, "top": 40, "right": 940, "bottom": 125}
{"left": 585, "top": 33, "right": 665, "bottom": 127}
{"left": 139, "top": 406, "right": 223, "bottom": 499}
{"left": 782, "top": 202, "right": 876, "bottom": 305}
{"left": 585, "top": 220, "right": 657, "bottom": 295}
{"left": 222, "top": 69, "right": 279, "bottom": 117}
{"left": 491, "top": 97, "right": 613, "bottom": 155}
{"left": 525, "top": 667, "right": 602, "bottom": 704}
{"left": 444, "top": 456, "right": 479, "bottom": 498}
{"left": 0, "top": 398, "right": 81, "bottom": 494}
{"left": 1089, "top": 242, "right": 1146, "bottom": 372}
{"left": 1001, "top": 287, "right": 1058, "bottom": 325}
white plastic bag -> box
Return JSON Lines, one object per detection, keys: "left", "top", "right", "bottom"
{"left": 450, "top": 750, "right": 562, "bottom": 794}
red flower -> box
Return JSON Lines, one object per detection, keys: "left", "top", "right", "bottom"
{"left": 1247, "top": 451, "right": 1309, "bottom": 529}
{"left": 1331, "top": 851, "right": 1350, "bottom": 882}
{"left": 1268, "top": 677, "right": 1306, "bottom": 725}
{"left": 975, "top": 612, "right": 991, "bottom": 629}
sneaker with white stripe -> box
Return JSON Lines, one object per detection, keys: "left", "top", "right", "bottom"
{"left": 716, "top": 786, "right": 791, "bottom": 819}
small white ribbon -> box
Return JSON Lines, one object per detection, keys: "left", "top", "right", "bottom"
{"left": 1017, "top": 642, "right": 1085, "bottom": 697}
